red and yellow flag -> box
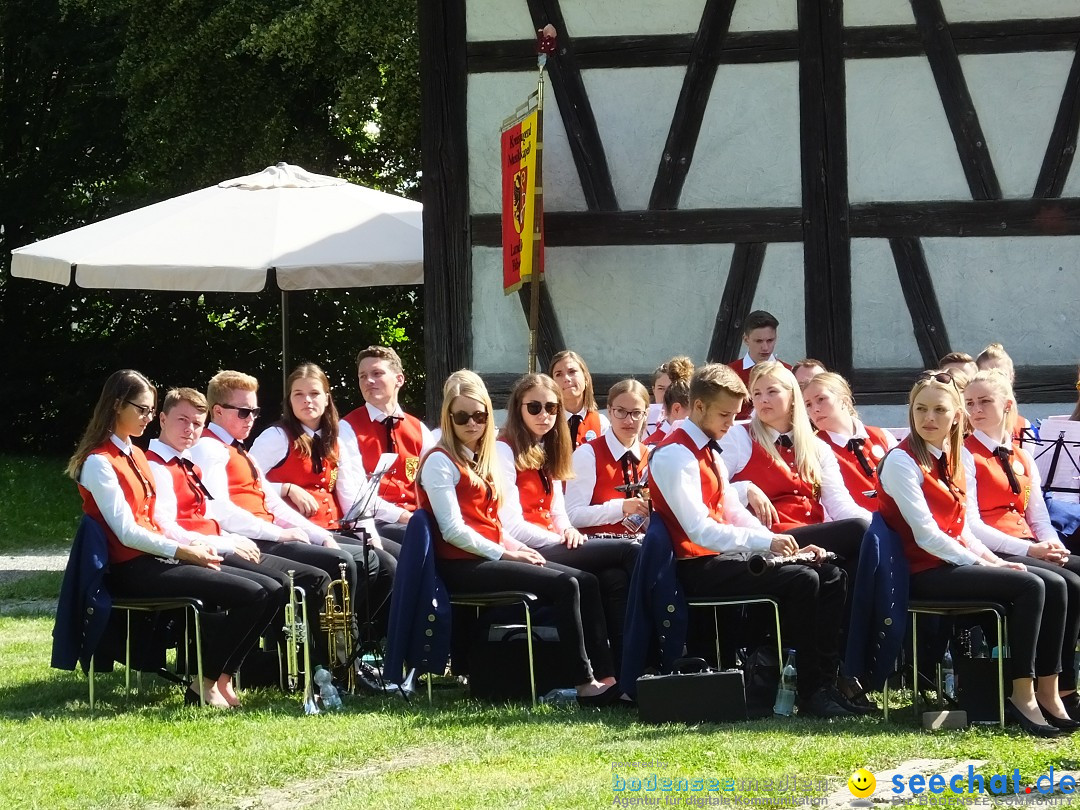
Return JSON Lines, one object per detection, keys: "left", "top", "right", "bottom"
{"left": 501, "top": 109, "right": 543, "bottom": 294}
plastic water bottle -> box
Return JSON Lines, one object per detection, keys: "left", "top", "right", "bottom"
{"left": 540, "top": 688, "right": 578, "bottom": 706}
{"left": 313, "top": 665, "right": 342, "bottom": 710}
{"left": 773, "top": 650, "right": 797, "bottom": 717}
{"left": 941, "top": 649, "right": 955, "bottom": 699}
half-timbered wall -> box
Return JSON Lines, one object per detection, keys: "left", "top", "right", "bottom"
{"left": 421, "top": 0, "right": 1080, "bottom": 408}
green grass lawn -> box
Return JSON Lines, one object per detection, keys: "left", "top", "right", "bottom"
{"left": 0, "top": 454, "right": 80, "bottom": 551}
{"left": 2, "top": 608, "right": 1078, "bottom": 810}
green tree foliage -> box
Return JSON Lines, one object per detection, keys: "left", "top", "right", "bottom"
{"left": 0, "top": 0, "right": 423, "bottom": 456}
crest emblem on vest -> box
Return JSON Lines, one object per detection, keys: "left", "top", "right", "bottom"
{"left": 871, "top": 444, "right": 885, "bottom": 459}
{"left": 585, "top": 430, "right": 597, "bottom": 442}
{"left": 405, "top": 457, "right": 420, "bottom": 482}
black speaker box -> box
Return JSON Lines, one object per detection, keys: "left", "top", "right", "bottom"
{"left": 637, "top": 669, "right": 748, "bottom": 724}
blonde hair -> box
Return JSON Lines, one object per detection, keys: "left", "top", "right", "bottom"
{"left": 207, "top": 370, "right": 258, "bottom": 411}
{"left": 67, "top": 370, "right": 156, "bottom": 480}
{"left": 905, "top": 371, "right": 967, "bottom": 491}
{"left": 976, "top": 342, "right": 1015, "bottom": 382}
{"left": 802, "top": 372, "right": 858, "bottom": 420}
{"left": 965, "top": 368, "right": 1017, "bottom": 440}
{"left": 548, "top": 350, "right": 598, "bottom": 412}
{"left": 607, "top": 379, "right": 650, "bottom": 439}
{"left": 748, "top": 361, "right": 822, "bottom": 490}
{"left": 443, "top": 369, "right": 484, "bottom": 397}
{"left": 500, "top": 374, "right": 575, "bottom": 480}
{"left": 430, "top": 376, "right": 500, "bottom": 503}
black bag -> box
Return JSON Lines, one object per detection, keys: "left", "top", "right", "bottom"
{"left": 465, "top": 605, "right": 570, "bottom": 700}
{"left": 742, "top": 645, "right": 780, "bottom": 718}
{"left": 637, "top": 657, "right": 748, "bottom": 724}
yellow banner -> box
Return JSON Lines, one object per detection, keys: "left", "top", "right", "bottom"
{"left": 501, "top": 109, "right": 543, "bottom": 294}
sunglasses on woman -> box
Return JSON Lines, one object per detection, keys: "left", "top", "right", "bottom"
{"left": 452, "top": 410, "right": 489, "bottom": 426}
{"left": 918, "top": 371, "right": 956, "bottom": 387}
{"left": 525, "top": 400, "right": 559, "bottom": 416}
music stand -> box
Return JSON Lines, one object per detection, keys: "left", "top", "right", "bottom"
{"left": 1029, "top": 422, "right": 1080, "bottom": 504}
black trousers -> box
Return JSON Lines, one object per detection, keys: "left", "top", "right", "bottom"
{"left": 536, "top": 538, "right": 639, "bottom": 672}
{"left": 436, "top": 557, "right": 615, "bottom": 683}
{"left": 108, "top": 556, "right": 278, "bottom": 678}
{"left": 910, "top": 563, "right": 1063, "bottom": 681}
{"left": 1002, "top": 554, "right": 1080, "bottom": 689}
{"left": 788, "top": 518, "right": 867, "bottom": 589}
{"left": 222, "top": 553, "right": 327, "bottom": 643}
{"left": 336, "top": 533, "right": 394, "bottom": 640}
{"left": 677, "top": 556, "right": 846, "bottom": 698}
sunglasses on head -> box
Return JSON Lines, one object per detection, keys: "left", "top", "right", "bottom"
{"left": 219, "top": 404, "right": 262, "bottom": 420}
{"left": 919, "top": 371, "right": 956, "bottom": 387}
{"left": 452, "top": 410, "right": 488, "bottom": 426}
{"left": 525, "top": 400, "right": 559, "bottom": 416}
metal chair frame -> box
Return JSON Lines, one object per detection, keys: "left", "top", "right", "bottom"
{"left": 89, "top": 597, "right": 206, "bottom": 710}
{"left": 685, "top": 596, "right": 784, "bottom": 678}
{"left": 883, "top": 601, "right": 1007, "bottom": 728}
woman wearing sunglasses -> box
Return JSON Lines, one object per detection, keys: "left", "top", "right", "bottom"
{"left": 549, "top": 350, "right": 610, "bottom": 449}
{"left": 961, "top": 368, "right": 1080, "bottom": 726}
{"left": 418, "top": 374, "right": 623, "bottom": 704}
{"left": 802, "top": 372, "right": 897, "bottom": 511}
{"left": 67, "top": 369, "right": 278, "bottom": 708}
{"left": 878, "top": 370, "right": 1071, "bottom": 736}
{"left": 498, "top": 374, "right": 639, "bottom": 671}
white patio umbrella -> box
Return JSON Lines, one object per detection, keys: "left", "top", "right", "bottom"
{"left": 10, "top": 163, "right": 423, "bottom": 377}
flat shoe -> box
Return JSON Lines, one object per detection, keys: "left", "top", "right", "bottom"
{"left": 1005, "top": 698, "right": 1061, "bottom": 738}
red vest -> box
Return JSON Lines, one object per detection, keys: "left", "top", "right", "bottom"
{"left": 965, "top": 435, "right": 1033, "bottom": 538}
{"left": 730, "top": 427, "right": 823, "bottom": 531}
{"left": 418, "top": 449, "right": 504, "bottom": 560}
{"left": 649, "top": 428, "right": 727, "bottom": 559}
{"left": 145, "top": 449, "right": 220, "bottom": 536}
{"left": 342, "top": 406, "right": 425, "bottom": 512}
{"left": 569, "top": 410, "right": 604, "bottom": 448}
{"left": 201, "top": 429, "right": 274, "bottom": 522}
{"left": 726, "top": 360, "right": 790, "bottom": 420}
{"left": 578, "top": 435, "right": 649, "bottom": 535}
{"left": 79, "top": 440, "right": 159, "bottom": 564}
{"left": 878, "top": 439, "right": 967, "bottom": 574}
{"left": 499, "top": 440, "right": 556, "bottom": 533}
{"left": 264, "top": 435, "right": 342, "bottom": 530}
{"left": 818, "top": 425, "right": 892, "bottom": 512}
{"left": 643, "top": 426, "right": 668, "bottom": 447}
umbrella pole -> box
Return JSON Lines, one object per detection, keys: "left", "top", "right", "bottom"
{"left": 281, "top": 288, "right": 291, "bottom": 389}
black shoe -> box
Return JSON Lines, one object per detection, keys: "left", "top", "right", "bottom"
{"left": 577, "top": 683, "right": 625, "bottom": 709}
{"left": 354, "top": 661, "right": 387, "bottom": 694}
{"left": 799, "top": 687, "right": 855, "bottom": 718}
{"left": 1060, "top": 692, "right": 1080, "bottom": 722}
{"left": 836, "top": 677, "right": 879, "bottom": 715}
{"left": 1005, "top": 698, "right": 1061, "bottom": 738}
{"left": 1035, "top": 699, "right": 1080, "bottom": 733}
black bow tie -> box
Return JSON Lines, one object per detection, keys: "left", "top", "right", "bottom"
{"left": 935, "top": 453, "right": 953, "bottom": 488}
{"left": 568, "top": 414, "right": 584, "bottom": 448}
{"left": 704, "top": 440, "right": 724, "bottom": 478}
{"left": 776, "top": 434, "right": 793, "bottom": 449}
{"left": 993, "top": 445, "right": 1022, "bottom": 495}
{"left": 619, "top": 450, "right": 639, "bottom": 487}
{"left": 706, "top": 440, "right": 723, "bottom": 456}
{"left": 383, "top": 415, "right": 400, "bottom": 453}
{"left": 179, "top": 457, "right": 214, "bottom": 500}
{"left": 231, "top": 439, "right": 260, "bottom": 479}
{"left": 846, "top": 437, "right": 876, "bottom": 478}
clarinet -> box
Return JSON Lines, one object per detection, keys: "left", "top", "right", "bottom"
{"left": 747, "top": 551, "right": 840, "bottom": 576}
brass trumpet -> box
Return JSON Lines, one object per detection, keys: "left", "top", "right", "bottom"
{"left": 283, "top": 569, "right": 318, "bottom": 714}
{"left": 320, "top": 561, "right": 355, "bottom": 693}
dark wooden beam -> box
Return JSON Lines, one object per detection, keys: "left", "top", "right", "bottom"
{"left": 707, "top": 243, "right": 766, "bottom": 362}
{"left": 1034, "top": 42, "right": 1080, "bottom": 199}
{"left": 525, "top": 0, "right": 618, "bottom": 211}
{"left": 911, "top": 0, "right": 1001, "bottom": 200}
{"left": 515, "top": 281, "right": 566, "bottom": 370}
{"left": 466, "top": 18, "right": 1080, "bottom": 73}
{"left": 470, "top": 208, "right": 804, "bottom": 246}
{"left": 419, "top": 0, "right": 471, "bottom": 415}
{"left": 649, "top": 0, "right": 737, "bottom": 210}
{"left": 851, "top": 198, "right": 1080, "bottom": 237}
{"left": 888, "top": 238, "right": 950, "bottom": 368}
{"left": 483, "top": 372, "right": 650, "bottom": 409}
{"left": 851, "top": 366, "right": 1078, "bottom": 404}
{"left": 800, "top": 0, "right": 853, "bottom": 374}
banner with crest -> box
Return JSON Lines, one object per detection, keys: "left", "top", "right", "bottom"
{"left": 501, "top": 108, "right": 543, "bottom": 294}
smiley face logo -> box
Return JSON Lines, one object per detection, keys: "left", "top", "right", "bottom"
{"left": 848, "top": 768, "right": 876, "bottom": 798}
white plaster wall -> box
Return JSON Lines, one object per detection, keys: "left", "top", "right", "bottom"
{"left": 847, "top": 57, "right": 971, "bottom": 203}
{"left": 681, "top": 62, "right": 801, "bottom": 208}
{"left": 961, "top": 52, "right": 1074, "bottom": 199}
{"left": 560, "top": 0, "right": 706, "bottom": 36}
{"left": 471, "top": 246, "right": 532, "bottom": 372}
{"left": 729, "top": 0, "right": 797, "bottom": 32}
{"left": 545, "top": 244, "right": 735, "bottom": 372}
{"left": 746, "top": 242, "right": 807, "bottom": 361}
{"left": 850, "top": 239, "right": 923, "bottom": 367}
{"left": 941, "top": 0, "right": 1080, "bottom": 22}
{"left": 582, "top": 67, "right": 686, "bottom": 210}
{"left": 465, "top": 0, "right": 534, "bottom": 41}
{"left": 844, "top": 0, "right": 915, "bottom": 27}
{"left": 922, "top": 236, "right": 1080, "bottom": 365}
{"left": 467, "top": 72, "right": 587, "bottom": 214}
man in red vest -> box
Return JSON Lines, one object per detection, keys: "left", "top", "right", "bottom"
{"left": 341, "top": 346, "right": 434, "bottom": 552}
{"left": 727, "top": 310, "right": 791, "bottom": 420}
{"left": 647, "top": 363, "right": 856, "bottom": 717}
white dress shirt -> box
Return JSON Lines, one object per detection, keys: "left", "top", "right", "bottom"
{"left": 878, "top": 445, "right": 989, "bottom": 566}
{"left": 823, "top": 418, "right": 899, "bottom": 452}
{"left": 418, "top": 448, "right": 512, "bottom": 560}
{"left": 719, "top": 423, "right": 872, "bottom": 523}
{"left": 339, "top": 402, "right": 435, "bottom": 523}
{"left": 79, "top": 435, "right": 178, "bottom": 559}
{"left": 962, "top": 430, "right": 1058, "bottom": 556}
{"left": 494, "top": 441, "right": 571, "bottom": 548}
{"left": 563, "top": 407, "right": 611, "bottom": 442}
{"left": 740, "top": 353, "right": 777, "bottom": 370}
{"left": 565, "top": 431, "right": 644, "bottom": 528}
{"left": 190, "top": 422, "right": 332, "bottom": 544}
{"left": 648, "top": 420, "right": 775, "bottom": 557}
